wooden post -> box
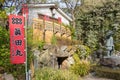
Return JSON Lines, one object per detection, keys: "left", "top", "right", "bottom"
{"left": 43, "top": 20, "right": 45, "bottom": 42}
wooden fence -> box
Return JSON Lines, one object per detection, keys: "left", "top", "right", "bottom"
{"left": 32, "top": 18, "right": 71, "bottom": 44}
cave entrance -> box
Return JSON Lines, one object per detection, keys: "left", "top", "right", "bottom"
{"left": 57, "top": 57, "right": 68, "bottom": 69}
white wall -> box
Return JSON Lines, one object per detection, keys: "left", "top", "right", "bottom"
{"left": 28, "top": 7, "right": 70, "bottom": 26}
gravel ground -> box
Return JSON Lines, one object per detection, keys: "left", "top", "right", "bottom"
{"left": 82, "top": 73, "right": 114, "bottom": 80}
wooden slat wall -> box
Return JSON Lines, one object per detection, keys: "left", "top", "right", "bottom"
{"left": 32, "top": 18, "right": 71, "bottom": 43}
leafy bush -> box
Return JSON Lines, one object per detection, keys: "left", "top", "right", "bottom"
{"left": 73, "top": 53, "right": 80, "bottom": 63}
{"left": 70, "top": 60, "right": 91, "bottom": 76}
{"left": 71, "top": 46, "right": 91, "bottom": 76}
{"left": 35, "top": 67, "right": 79, "bottom": 80}
{"left": 56, "top": 37, "right": 81, "bottom": 46}
{"left": 115, "top": 43, "right": 120, "bottom": 51}
{"left": 51, "top": 34, "right": 57, "bottom": 45}
{"left": 27, "top": 28, "right": 33, "bottom": 48}
{"left": 76, "top": 45, "right": 91, "bottom": 59}
{"left": 0, "top": 10, "right": 7, "bottom": 19}
{"left": 38, "top": 41, "right": 45, "bottom": 51}
{"left": 86, "top": 30, "right": 98, "bottom": 50}
{"left": 0, "top": 27, "right": 10, "bottom": 72}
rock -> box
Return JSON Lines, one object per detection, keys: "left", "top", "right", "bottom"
{"left": 55, "top": 46, "right": 75, "bottom": 57}
{"left": 61, "top": 56, "right": 75, "bottom": 69}
{"left": 115, "top": 51, "right": 120, "bottom": 56}
{"left": 48, "top": 45, "right": 58, "bottom": 53}
{"left": 100, "top": 56, "right": 120, "bottom": 68}
{"left": 67, "top": 56, "right": 75, "bottom": 65}
{"left": 66, "top": 46, "right": 72, "bottom": 52}
{"left": 33, "top": 49, "right": 40, "bottom": 57}
{"left": 39, "top": 50, "right": 51, "bottom": 66}
{"left": 0, "top": 74, "right": 3, "bottom": 80}
{"left": 4, "top": 73, "right": 14, "bottom": 80}
{"left": 33, "top": 49, "right": 41, "bottom": 68}
{"left": 56, "top": 49, "right": 69, "bottom": 57}
{"left": 60, "top": 46, "right": 67, "bottom": 51}
{"left": 61, "top": 60, "right": 69, "bottom": 69}
{"left": 33, "top": 45, "right": 77, "bottom": 69}
{"left": 43, "top": 44, "right": 50, "bottom": 50}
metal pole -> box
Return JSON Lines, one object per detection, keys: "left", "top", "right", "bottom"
{"left": 24, "top": 14, "right": 28, "bottom": 80}
{"left": 23, "top": 4, "right": 29, "bottom": 80}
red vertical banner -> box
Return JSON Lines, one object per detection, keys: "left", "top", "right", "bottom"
{"left": 9, "top": 14, "right": 25, "bottom": 64}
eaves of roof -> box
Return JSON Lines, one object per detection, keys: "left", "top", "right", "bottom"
{"left": 56, "top": 8, "right": 72, "bottom": 22}
{"left": 28, "top": 3, "right": 73, "bottom": 22}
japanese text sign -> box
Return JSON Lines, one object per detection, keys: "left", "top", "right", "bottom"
{"left": 9, "top": 14, "right": 25, "bottom": 64}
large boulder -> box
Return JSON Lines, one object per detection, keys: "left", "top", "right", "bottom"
{"left": 100, "top": 56, "right": 120, "bottom": 68}
{"left": 55, "top": 46, "right": 75, "bottom": 57}
{"left": 61, "top": 56, "right": 75, "bottom": 69}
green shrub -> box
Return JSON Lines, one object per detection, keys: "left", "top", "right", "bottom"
{"left": 38, "top": 41, "right": 45, "bottom": 51}
{"left": 71, "top": 48, "right": 91, "bottom": 76}
{"left": 76, "top": 45, "right": 91, "bottom": 59}
{"left": 0, "top": 27, "right": 10, "bottom": 73}
{"left": 115, "top": 43, "right": 120, "bottom": 51}
{"left": 70, "top": 60, "right": 91, "bottom": 76}
{"left": 73, "top": 53, "right": 80, "bottom": 63}
{"left": 35, "top": 67, "right": 79, "bottom": 80}
{"left": 51, "top": 34, "right": 57, "bottom": 45}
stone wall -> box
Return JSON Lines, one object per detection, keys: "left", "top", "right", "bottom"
{"left": 32, "top": 44, "right": 76, "bottom": 69}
